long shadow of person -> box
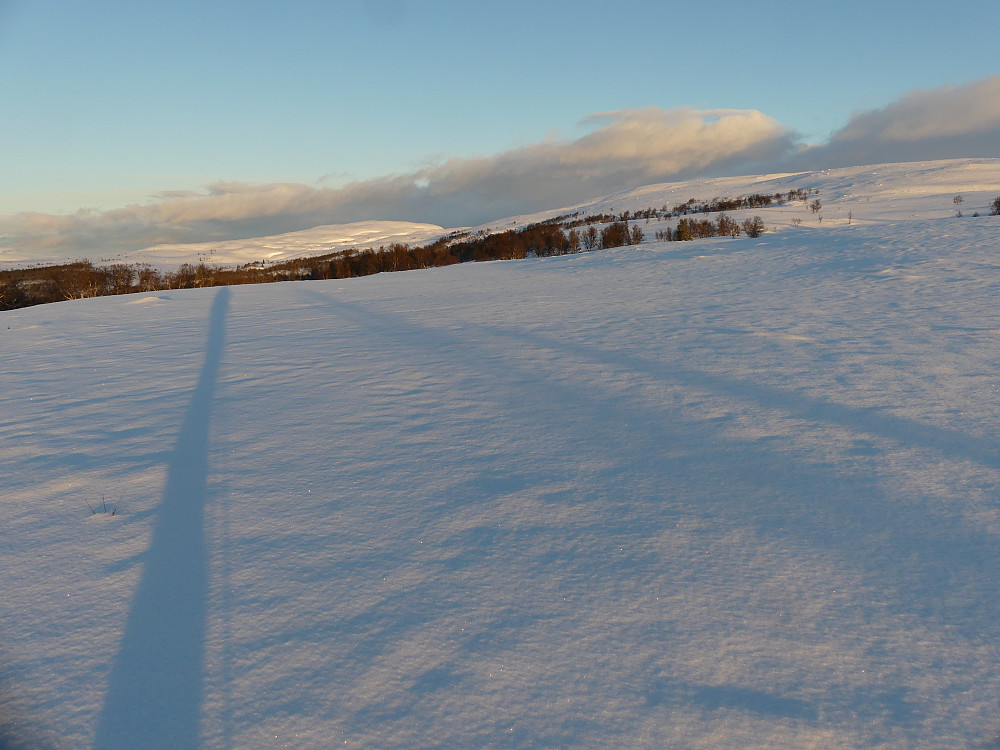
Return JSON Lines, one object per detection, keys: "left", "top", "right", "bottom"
{"left": 94, "top": 287, "right": 229, "bottom": 749}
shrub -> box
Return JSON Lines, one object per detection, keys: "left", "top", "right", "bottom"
{"left": 742, "top": 216, "right": 766, "bottom": 238}
{"left": 600, "top": 221, "right": 631, "bottom": 249}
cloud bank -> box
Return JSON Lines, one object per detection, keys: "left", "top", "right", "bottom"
{"left": 3, "top": 74, "right": 999, "bottom": 260}
{"left": 791, "top": 74, "right": 1000, "bottom": 169}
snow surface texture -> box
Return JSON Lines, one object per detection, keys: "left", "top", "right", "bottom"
{"left": 3, "top": 160, "right": 1000, "bottom": 748}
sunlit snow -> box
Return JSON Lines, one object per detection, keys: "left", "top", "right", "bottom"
{"left": 2, "top": 159, "right": 1000, "bottom": 748}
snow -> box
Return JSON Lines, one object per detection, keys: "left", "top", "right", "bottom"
{"left": 0, "top": 220, "right": 447, "bottom": 271}
{"left": 484, "top": 157, "right": 1000, "bottom": 233}
{"left": 134, "top": 221, "right": 449, "bottom": 271}
{"left": 3, "top": 160, "right": 1000, "bottom": 748}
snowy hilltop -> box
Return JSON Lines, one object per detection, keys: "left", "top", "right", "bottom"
{"left": 2, "top": 158, "right": 1000, "bottom": 748}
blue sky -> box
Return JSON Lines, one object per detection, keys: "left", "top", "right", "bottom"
{"left": 1, "top": 0, "right": 998, "bottom": 254}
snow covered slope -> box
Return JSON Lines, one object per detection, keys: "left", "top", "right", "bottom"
{"left": 2, "top": 164, "right": 1000, "bottom": 748}
{"left": 134, "top": 220, "right": 448, "bottom": 270}
{"left": 0, "top": 220, "right": 448, "bottom": 271}
{"left": 480, "top": 157, "right": 1000, "bottom": 232}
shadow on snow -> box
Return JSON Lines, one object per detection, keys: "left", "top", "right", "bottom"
{"left": 93, "top": 287, "right": 229, "bottom": 750}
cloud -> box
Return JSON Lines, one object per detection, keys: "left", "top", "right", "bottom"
{"left": 791, "top": 73, "right": 1000, "bottom": 169}
{"left": 2, "top": 75, "right": 999, "bottom": 262}
{"left": 414, "top": 108, "right": 794, "bottom": 208}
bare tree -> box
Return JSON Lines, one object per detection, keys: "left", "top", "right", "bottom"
{"left": 568, "top": 229, "right": 581, "bottom": 253}
{"left": 741, "top": 216, "right": 765, "bottom": 238}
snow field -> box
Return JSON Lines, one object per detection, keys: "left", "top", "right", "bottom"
{"left": 2, "top": 166, "right": 1000, "bottom": 747}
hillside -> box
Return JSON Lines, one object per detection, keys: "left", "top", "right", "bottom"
{"left": 490, "top": 157, "right": 1000, "bottom": 230}
{"left": 2, "top": 161, "right": 1000, "bottom": 748}
{"left": 134, "top": 220, "right": 448, "bottom": 271}
{"left": 3, "top": 158, "right": 998, "bottom": 275}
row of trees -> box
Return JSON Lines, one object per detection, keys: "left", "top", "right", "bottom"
{"left": 312, "top": 219, "right": 646, "bottom": 278}
{"left": 558, "top": 189, "right": 813, "bottom": 229}
{"left": 0, "top": 211, "right": 747, "bottom": 311}
{"left": 0, "top": 221, "right": 593, "bottom": 308}
{"left": 668, "top": 189, "right": 810, "bottom": 216}
{"left": 654, "top": 214, "right": 766, "bottom": 241}
{"left": 2, "top": 186, "right": 814, "bottom": 310}
{"left": 0, "top": 261, "right": 219, "bottom": 310}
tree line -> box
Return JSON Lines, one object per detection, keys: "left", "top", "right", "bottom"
{"left": 0, "top": 220, "right": 643, "bottom": 309}
{"left": 655, "top": 214, "right": 765, "bottom": 241}
{"left": 0, "top": 188, "right": 812, "bottom": 310}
